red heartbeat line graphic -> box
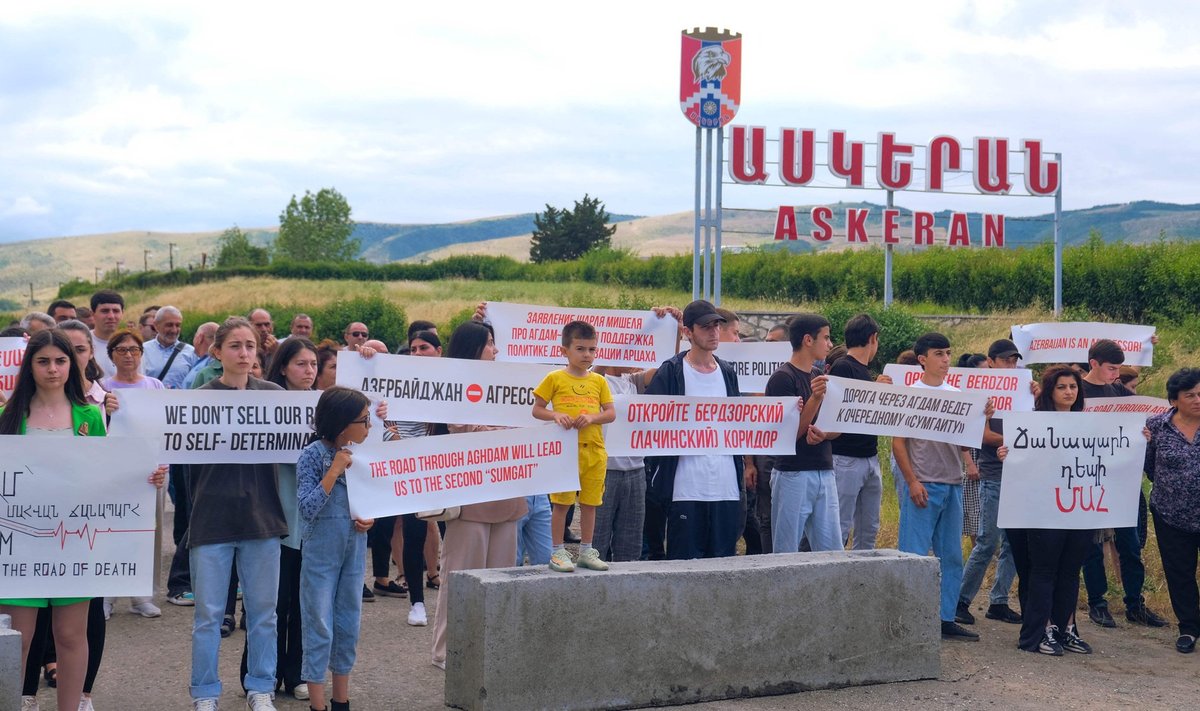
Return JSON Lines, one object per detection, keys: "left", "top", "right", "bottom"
{"left": 0, "top": 518, "right": 155, "bottom": 551}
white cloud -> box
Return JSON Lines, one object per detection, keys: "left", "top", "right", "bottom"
{"left": 2, "top": 0, "right": 1200, "bottom": 239}
{"left": 2, "top": 196, "right": 51, "bottom": 216}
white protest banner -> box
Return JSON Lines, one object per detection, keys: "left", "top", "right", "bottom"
{"left": 0, "top": 437, "right": 158, "bottom": 597}
{"left": 814, "top": 375, "right": 988, "bottom": 448}
{"left": 0, "top": 336, "right": 26, "bottom": 398}
{"left": 1011, "top": 322, "right": 1155, "bottom": 366}
{"left": 883, "top": 364, "right": 1034, "bottom": 412}
{"left": 1084, "top": 396, "right": 1171, "bottom": 417}
{"left": 604, "top": 394, "right": 800, "bottom": 456}
{"left": 345, "top": 425, "right": 578, "bottom": 519}
{"left": 714, "top": 341, "right": 791, "bottom": 393}
{"left": 487, "top": 302, "right": 678, "bottom": 367}
{"left": 337, "top": 351, "right": 553, "bottom": 427}
{"left": 997, "top": 412, "right": 1147, "bottom": 529}
{"left": 108, "top": 389, "right": 319, "bottom": 464}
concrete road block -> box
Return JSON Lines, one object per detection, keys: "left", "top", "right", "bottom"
{"left": 1, "top": 614, "right": 22, "bottom": 711}
{"left": 445, "top": 550, "right": 940, "bottom": 710}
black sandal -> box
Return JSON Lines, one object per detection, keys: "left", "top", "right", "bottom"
{"left": 426, "top": 574, "right": 441, "bottom": 590}
{"left": 44, "top": 665, "right": 57, "bottom": 688}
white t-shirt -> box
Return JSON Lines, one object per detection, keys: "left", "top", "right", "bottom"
{"left": 672, "top": 359, "right": 739, "bottom": 502}
{"left": 92, "top": 332, "right": 116, "bottom": 378}
{"left": 603, "top": 373, "right": 643, "bottom": 471}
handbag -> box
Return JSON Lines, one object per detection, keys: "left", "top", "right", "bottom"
{"left": 416, "top": 506, "right": 461, "bottom": 522}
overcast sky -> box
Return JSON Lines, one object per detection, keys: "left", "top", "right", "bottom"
{"left": 1, "top": 0, "right": 1197, "bottom": 241}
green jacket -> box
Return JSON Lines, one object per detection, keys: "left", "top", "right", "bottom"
{"left": 2, "top": 401, "right": 107, "bottom": 436}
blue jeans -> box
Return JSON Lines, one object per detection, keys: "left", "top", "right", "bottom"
{"left": 770, "top": 469, "right": 842, "bottom": 553}
{"left": 190, "top": 537, "right": 281, "bottom": 700}
{"left": 1082, "top": 525, "right": 1145, "bottom": 607}
{"left": 515, "top": 495, "right": 553, "bottom": 566}
{"left": 300, "top": 484, "right": 367, "bottom": 682}
{"left": 958, "top": 479, "right": 1016, "bottom": 607}
{"left": 897, "top": 479, "right": 964, "bottom": 623}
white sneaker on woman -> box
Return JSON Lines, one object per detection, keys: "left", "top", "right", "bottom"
{"left": 77, "top": 696, "right": 95, "bottom": 711}
{"left": 129, "top": 597, "right": 161, "bottom": 618}
{"left": 408, "top": 602, "right": 428, "bottom": 626}
{"left": 21, "top": 696, "right": 39, "bottom": 711}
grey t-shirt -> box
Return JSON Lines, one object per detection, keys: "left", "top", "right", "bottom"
{"left": 902, "top": 380, "right": 964, "bottom": 485}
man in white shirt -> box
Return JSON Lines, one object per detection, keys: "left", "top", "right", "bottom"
{"left": 90, "top": 289, "right": 125, "bottom": 377}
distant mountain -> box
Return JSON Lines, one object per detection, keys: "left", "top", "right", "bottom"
{"left": 354, "top": 213, "right": 639, "bottom": 262}
{"left": 2, "top": 201, "right": 1197, "bottom": 303}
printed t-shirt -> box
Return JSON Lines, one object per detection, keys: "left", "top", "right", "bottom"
{"left": 533, "top": 369, "right": 613, "bottom": 447}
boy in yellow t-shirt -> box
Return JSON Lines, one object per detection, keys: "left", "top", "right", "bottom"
{"left": 533, "top": 320, "right": 616, "bottom": 572}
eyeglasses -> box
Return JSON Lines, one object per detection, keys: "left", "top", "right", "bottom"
{"left": 348, "top": 331, "right": 368, "bottom": 338}
{"left": 350, "top": 417, "right": 371, "bottom": 426}
{"left": 113, "top": 347, "right": 143, "bottom": 355}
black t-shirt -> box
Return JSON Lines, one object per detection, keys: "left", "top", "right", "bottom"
{"left": 765, "top": 363, "right": 833, "bottom": 471}
{"left": 1081, "top": 380, "right": 1134, "bottom": 402}
{"left": 978, "top": 417, "right": 1003, "bottom": 481}
{"left": 828, "top": 355, "right": 878, "bottom": 458}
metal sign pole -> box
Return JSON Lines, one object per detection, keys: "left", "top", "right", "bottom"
{"left": 1054, "top": 153, "right": 1063, "bottom": 317}
{"left": 714, "top": 125, "right": 724, "bottom": 305}
{"left": 703, "top": 127, "right": 714, "bottom": 300}
{"left": 693, "top": 126, "right": 702, "bottom": 301}
{"left": 884, "top": 190, "right": 894, "bottom": 307}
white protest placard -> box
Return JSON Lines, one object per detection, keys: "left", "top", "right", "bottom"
{"left": 345, "top": 425, "right": 578, "bottom": 519}
{"left": 337, "top": 351, "right": 553, "bottom": 428}
{"left": 997, "top": 412, "right": 1147, "bottom": 529}
{"left": 1011, "top": 322, "right": 1155, "bottom": 366}
{"left": 487, "top": 302, "right": 679, "bottom": 367}
{"left": 1084, "top": 396, "right": 1171, "bottom": 417}
{"left": 108, "top": 389, "right": 319, "bottom": 464}
{"left": 814, "top": 375, "right": 989, "bottom": 448}
{"left": 0, "top": 336, "right": 26, "bottom": 398}
{"left": 884, "top": 364, "right": 1034, "bottom": 412}
{"left": 0, "top": 436, "right": 158, "bottom": 597}
{"left": 714, "top": 341, "right": 791, "bottom": 393}
{"left": 604, "top": 394, "right": 800, "bottom": 456}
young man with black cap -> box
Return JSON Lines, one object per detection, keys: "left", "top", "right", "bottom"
{"left": 1078, "top": 339, "right": 1168, "bottom": 629}
{"left": 956, "top": 338, "right": 1022, "bottom": 626}
{"left": 644, "top": 300, "right": 745, "bottom": 559}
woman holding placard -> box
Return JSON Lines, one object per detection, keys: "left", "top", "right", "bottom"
{"left": 1003, "top": 365, "right": 1094, "bottom": 656}
{"left": 0, "top": 329, "right": 165, "bottom": 711}
{"left": 430, "top": 320, "right": 527, "bottom": 670}
{"left": 187, "top": 317, "right": 289, "bottom": 711}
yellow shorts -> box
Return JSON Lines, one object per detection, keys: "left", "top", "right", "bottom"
{"left": 550, "top": 443, "right": 606, "bottom": 507}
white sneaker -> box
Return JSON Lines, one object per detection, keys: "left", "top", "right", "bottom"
{"left": 21, "top": 696, "right": 39, "bottom": 711}
{"left": 407, "top": 602, "right": 428, "bottom": 626}
{"left": 129, "top": 598, "right": 162, "bottom": 618}
{"left": 101, "top": 599, "right": 113, "bottom": 620}
{"left": 245, "top": 692, "right": 275, "bottom": 710}
{"left": 292, "top": 683, "right": 309, "bottom": 701}
{"left": 77, "top": 696, "right": 95, "bottom": 711}
{"left": 192, "top": 699, "right": 218, "bottom": 711}
{"left": 432, "top": 658, "right": 446, "bottom": 670}
{"left": 576, "top": 547, "right": 610, "bottom": 571}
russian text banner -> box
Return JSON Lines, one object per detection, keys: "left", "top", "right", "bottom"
{"left": 714, "top": 341, "right": 790, "bottom": 393}
{"left": 0, "top": 436, "right": 159, "bottom": 597}
{"left": 883, "top": 364, "right": 1034, "bottom": 412}
{"left": 338, "top": 351, "right": 552, "bottom": 428}
{"left": 1010, "top": 322, "right": 1155, "bottom": 366}
{"left": 108, "top": 389, "right": 319, "bottom": 464}
{"left": 345, "top": 425, "right": 578, "bottom": 519}
{"left": 604, "top": 394, "right": 800, "bottom": 456}
{"left": 997, "top": 412, "right": 1147, "bottom": 529}
{"left": 814, "top": 375, "right": 989, "bottom": 448}
{"left": 488, "top": 302, "right": 679, "bottom": 367}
